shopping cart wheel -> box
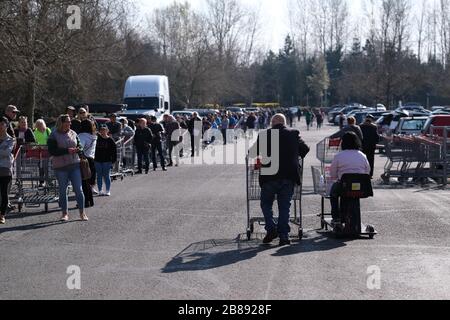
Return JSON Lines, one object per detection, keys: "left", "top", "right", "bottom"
{"left": 298, "top": 229, "right": 303, "bottom": 240}
{"left": 45, "top": 203, "right": 48, "bottom": 213}
{"left": 246, "top": 230, "right": 252, "bottom": 241}
{"left": 18, "top": 203, "right": 23, "bottom": 213}
{"left": 321, "top": 220, "right": 325, "bottom": 230}
{"left": 249, "top": 223, "right": 254, "bottom": 234}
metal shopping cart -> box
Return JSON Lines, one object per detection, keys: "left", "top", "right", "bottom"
{"left": 13, "top": 145, "right": 59, "bottom": 213}
{"left": 245, "top": 155, "right": 305, "bottom": 241}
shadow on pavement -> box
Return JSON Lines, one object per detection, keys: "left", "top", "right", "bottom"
{"left": 272, "top": 230, "right": 351, "bottom": 256}
{"left": 162, "top": 236, "right": 273, "bottom": 273}
{"left": 162, "top": 231, "right": 360, "bottom": 272}
{"left": 0, "top": 220, "right": 76, "bottom": 235}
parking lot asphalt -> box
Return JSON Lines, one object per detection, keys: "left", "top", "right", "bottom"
{"left": 1, "top": 121, "right": 449, "bottom": 300}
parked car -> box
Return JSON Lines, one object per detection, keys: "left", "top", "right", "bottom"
{"left": 329, "top": 105, "right": 367, "bottom": 125}
{"left": 393, "top": 117, "right": 428, "bottom": 135}
{"left": 225, "top": 107, "right": 245, "bottom": 115}
{"left": 431, "top": 108, "right": 450, "bottom": 115}
{"left": 422, "top": 115, "right": 450, "bottom": 137}
{"left": 172, "top": 111, "right": 195, "bottom": 119}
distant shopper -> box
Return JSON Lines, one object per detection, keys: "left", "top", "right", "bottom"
{"left": 165, "top": 115, "right": 181, "bottom": 167}
{"left": 148, "top": 116, "right": 166, "bottom": 171}
{"left": 106, "top": 114, "right": 122, "bottom": 141}
{"left": 316, "top": 111, "right": 324, "bottom": 130}
{"left": 360, "top": 115, "right": 380, "bottom": 178}
{"left": 188, "top": 112, "right": 202, "bottom": 157}
{"left": 66, "top": 106, "right": 81, "bottom": 134}
{"left": 79, "top": 120, "right": 97, "bottom": 207}
{"left": 0, "top": 117, "right": 15, "bottom": 224}
{"left": 134, "top": 118, "right": 153, "bottom": 174}
{"left": 94, "top": 125, "right": 117, "bottom": 196}
{"left": 220, "top": 115, "right": 229, "bottom": 144}
{"left": 330, "top": 116, "right": 364, "bottom": 145}
{"left": 338, "top": 112, "right": 345, "bottom": 129}
{"left": 305, "top": 109, "right": 314, "bottom": 131}
{"left": 120, "top": 118, "right": 135, "bottom": 142}
{"left": 34, "top": 119, "right": 52, "bottom": 145}
{"left": 48, "top": 115, "right": 88, "bottom": 222}
{"left": 3, "top": 105, "right": 19, "bottom": 138}
{"left": 14, "top": 116, "right": 36, "bottom": 145}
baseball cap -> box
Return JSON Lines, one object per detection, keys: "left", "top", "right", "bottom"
{"left": 66, "top": 106, "right": 76, "bottom": 111}
{"left": 366, "top": 114, "right": 375, "bottom": 120}
{"left": 6, "top": 105, "right": 20, "bottom": 113}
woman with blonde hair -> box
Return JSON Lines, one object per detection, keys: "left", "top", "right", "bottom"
{"left": 48, "top": 114, "right": 88, "bottom": 222}
{"left": 34, "top": 119, "right": 52, "bottom": 146}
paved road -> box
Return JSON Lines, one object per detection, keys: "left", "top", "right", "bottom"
{"left": 1, "top": 121, "right": 450, "bottom": 300}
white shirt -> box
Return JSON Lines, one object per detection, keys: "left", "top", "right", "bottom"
{"left": 78, "top": 133, "right": 97, "bottom": 159}
{"left": 330, "top": 150, "right": 371, "bottom": 181}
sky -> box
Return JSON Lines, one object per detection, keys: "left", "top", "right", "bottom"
{"left": 136, "top": 0, "right": 363, "bottom": 52}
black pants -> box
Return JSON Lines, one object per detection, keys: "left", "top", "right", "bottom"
{"left": 137, "top": 148, "right": 150, "bottom": 171}
{"left": 190, "top": 134, "right": 200, "bottom": 157}
{"left": 152, "top": 142, "right": 165, "bottom": 169}
{"left": 363, "top": 148, "right": 376, "bottom": 178}
{"left": 330, "top": 182, "right": 342, "bottom": 220}
{"left": 221, "top": 129, "right": 227, "bottom": 144}
{"left": 0, "top": 176, "right": 12, "bottom": 215}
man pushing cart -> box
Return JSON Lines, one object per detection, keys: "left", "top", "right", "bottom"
{"left": 247, "top": 114, "right": 310, "bottom": 246}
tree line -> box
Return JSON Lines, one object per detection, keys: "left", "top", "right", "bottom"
{"left": 2, "top": 0, "right": 450, "bottom": 123}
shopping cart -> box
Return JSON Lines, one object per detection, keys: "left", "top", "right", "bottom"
{"left": 120, "top": 137, "right": 136, "bottom": 176}
{"left": 316, "top": 137, "right": 341, "bottom": 164}
{"left": 13, "top": 145, "right": 59, "bottom": 213}
{"left": 245, "top": 155, "right": 304, "bottom": 241}
{"left": 111, "top": 138, "right": 125, "bottom": 181}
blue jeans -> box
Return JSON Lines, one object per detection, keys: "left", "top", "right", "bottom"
{"left": 95, "top": 162, "right": 112, "bottom": 192}
{"left": 55, "top": 166, "right": 85, "bottom": 213}
{"left": 260, "top": 179, "right": 295, "bottom": 240}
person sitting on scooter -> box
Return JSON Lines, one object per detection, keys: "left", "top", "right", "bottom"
{"left": 329, "top": 132, "right": 371, "bottom": 224}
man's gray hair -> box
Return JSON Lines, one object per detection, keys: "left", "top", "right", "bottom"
{"left": 271, "top": 113, "right": 287, "bottom": 126}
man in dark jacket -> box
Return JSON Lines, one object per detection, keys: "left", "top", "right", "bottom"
{"left": 133, "top": 118, "right": 153, "bottom": 174}
{"left": 4, "top": 105, "right": 19, "bottom": 138}
{"left": 330, "top": 116, "right": 364, "bottom": 144}
{"left": 188, "top": 112, "right": 202, "bottom": 157}
{"left": 148, "top": 116, "right": 166, "bottom": 171}
{"left": 250, "top": 114, "right": 310, "bottom": 246}
{"left": 360, "top": 115, "right": 380, "bottom": 178}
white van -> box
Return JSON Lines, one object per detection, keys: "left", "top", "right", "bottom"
{"left": 121, "top": 75, "right": 170, "bottom": 121}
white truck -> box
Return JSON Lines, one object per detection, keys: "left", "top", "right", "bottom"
{"left": 121, "top": 75, "right": 170, "bottom": 122}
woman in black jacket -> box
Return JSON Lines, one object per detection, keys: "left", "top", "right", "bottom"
{"left": 94, "top": 125, "right": 117, "bottom": 196}
{"left": 14, "top": 116, "right": 36, "bottom": 145}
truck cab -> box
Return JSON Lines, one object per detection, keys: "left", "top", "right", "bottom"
{"left": 121, "top": 75, "right": 170, "bottom": 122}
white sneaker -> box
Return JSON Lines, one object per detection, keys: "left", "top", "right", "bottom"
{"left": 105, "top": 191, "right": 111, "bottom": 197}
{"left": 91, "top": 187, "right": 99, "bottom": 195}
{"left": 98, "top": 190, "right": 104, "bottom": 196}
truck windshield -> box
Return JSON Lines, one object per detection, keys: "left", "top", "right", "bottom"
{"left": 124, "top": 97, "right": 159, "bottom": 110}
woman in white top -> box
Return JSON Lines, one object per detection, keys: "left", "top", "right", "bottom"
{"left": 78, "top": 120, "right": 98, "bottom": 207}
{"left": 329, "top": 132, "right": 371, "bottom": 223}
